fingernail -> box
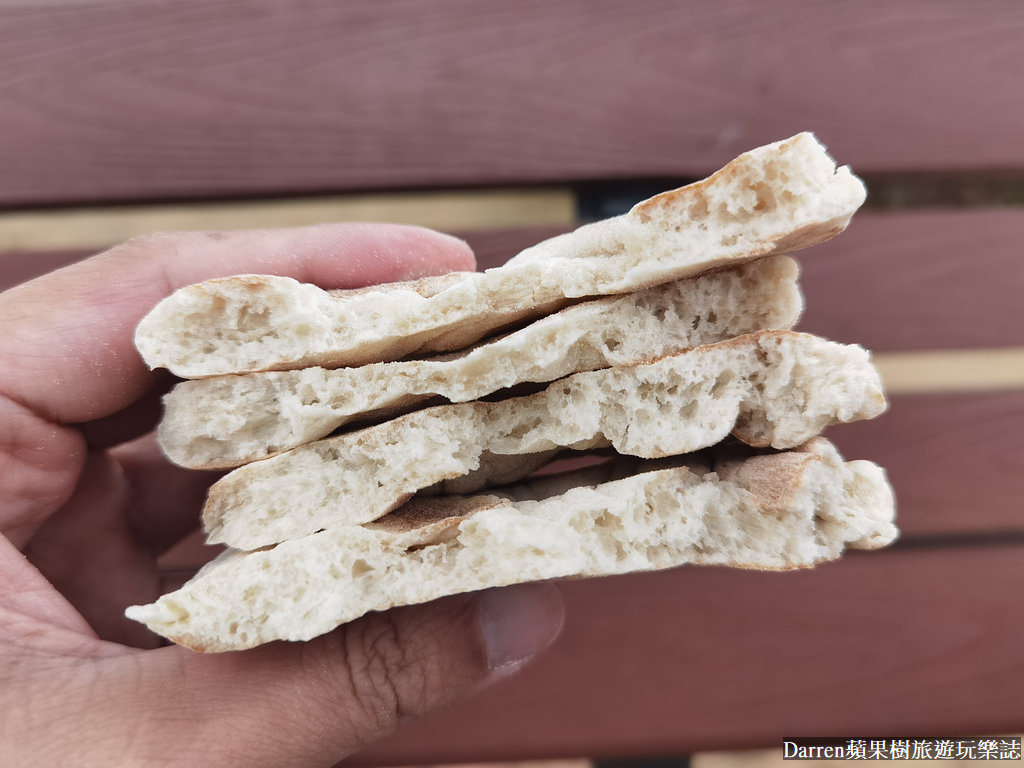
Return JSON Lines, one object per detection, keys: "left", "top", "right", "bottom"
{"left": 477, "top": 583, "right": 565, "bottom": 674}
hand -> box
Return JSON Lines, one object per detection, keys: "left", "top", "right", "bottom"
{"left": 0, "top": 225, "right": 564, "bottom": 767}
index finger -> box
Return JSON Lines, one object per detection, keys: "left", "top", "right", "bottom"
{"left": 0, "top": 223, "right": 474, "bottom": 425}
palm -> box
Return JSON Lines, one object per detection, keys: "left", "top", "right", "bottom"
{"left": 17, "top": 437, "right": 213, "bottom": 649}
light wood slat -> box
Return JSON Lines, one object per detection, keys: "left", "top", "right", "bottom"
{"left": 875, "top": 349, "right": 1024, "bottom": 395}
{"left": 1, "top": 1, "right": 1023, "bottom": 205}
{"left": 345, "top": 545, "right": 1024, "bottom": 765}
{"left": 0, "top": 189, "right": 575, "bottom": 252}
{"left": 796, "top": 209, "right": 1024, "bottom": 352}
{"left": 0, "top": 226, "right": 575, "bottom": 293}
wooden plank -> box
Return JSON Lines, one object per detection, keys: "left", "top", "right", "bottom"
{"left": 1, "top": 1, "right": 1023, "bottom": 205}
{"left": 346, "top": 545, "right": 1024, "bottom": 765}
{"left": 0, "top": 190, "right": 575, "bottom": 253}
{"left": 874, "top": 349, "right": 1024, "bottom": 395}
{"left": 0, "top": 226, "right": 572, "bottom": 293}
{"left": 796, "top": 210, "right": 1024, "bottom": 351}
{"left": 826, "top": 392, "right": 1024, "bottom": 537}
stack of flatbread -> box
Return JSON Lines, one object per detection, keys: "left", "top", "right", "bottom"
{"left": 126, "top": 133, "right": 897, "bottom": 652}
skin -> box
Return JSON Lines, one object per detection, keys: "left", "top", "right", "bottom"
{"left": 0, "top": 224, "right": 565, "bottom": 767}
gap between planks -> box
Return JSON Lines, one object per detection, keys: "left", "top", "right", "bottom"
{"left": 0, "top": 188, "right": 577, "bottom": 252}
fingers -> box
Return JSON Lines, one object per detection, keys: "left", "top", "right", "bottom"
{"left": 0, "top": 223, "right": 475, "bottom": 426}
{"left": 47, "top": 585, "right": 563, "bottom": 767}
{"left": 0, "top": 222, "right": 473, "bottom": 537}
{"left": 76, "top": 369, "right": 176, "bottom": 451}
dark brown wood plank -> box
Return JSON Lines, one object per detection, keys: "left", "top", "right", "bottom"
{"left": 346, "top": 545, "right": 1024, "bottom": 764}
{"left": 1, "top": 1, "right": 1023, "bottom": 205}
{"left": 827, "top": 392, "right": 1024, "bottom": 537}
{"left": 797, "top": 210, "right": 1024, "bottom": 351}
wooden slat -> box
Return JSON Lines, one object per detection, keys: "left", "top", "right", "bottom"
{"left": 875, "top": 349, "right": 1024, "bottom": 395}
{"left": 0, "top": 190, "right": 575, "bottom": 253}
{"left": 346, "top": 545, "right": 1024, "bottom": 765}
{"left": 0, "top": 226, "right": 572, "bottom": 293}
{"left": 1, "top": 1, "right": 1023, "bottom": 205}
{"left": 826, "top": 392, "right": 1024, "bottom": 537}
{"left": 796, "top": 210, "right": 1024, "bottom": 351}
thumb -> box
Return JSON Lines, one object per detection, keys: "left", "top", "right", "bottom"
{"left": 118, "top": 584, "right": 562, "bottom": 767}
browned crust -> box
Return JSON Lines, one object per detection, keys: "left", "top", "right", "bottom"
{"left": 367, "top": 439, "right": 823, "bottom": 537}
{"left": 366, "top": 493, "right": 501, "bottom": 533}
{"left": 631, "top": 134, "right": 811, "bottom": 223}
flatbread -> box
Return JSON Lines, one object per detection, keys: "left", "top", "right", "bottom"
{"left": 202, "top": 330, "right": 886, "bottom": 550}
{"left": 135, "top": 133, "right": 865, "bottom": 377}
{"left": 160, "top": 255, "right": 802, "bottom": 468}
{"left": 125, "top": 438, "right": 897, "bottom": 652}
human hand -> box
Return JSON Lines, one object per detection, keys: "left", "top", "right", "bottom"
{"left": 0, "top": 225, "right": 564, "bottom": 767}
